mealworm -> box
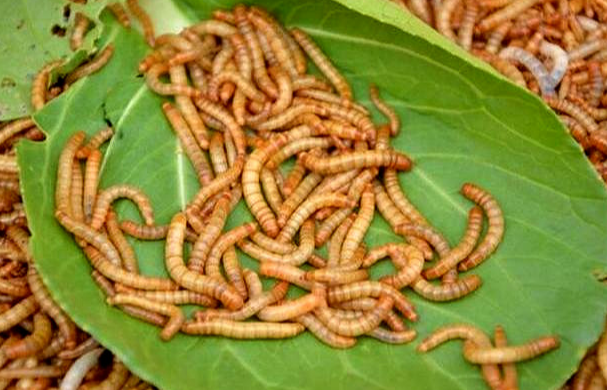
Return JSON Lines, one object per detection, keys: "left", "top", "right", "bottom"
{"left": 121, "top": 290, "right": 218, "bottom": 308}
{"left": 164, "top": 213, "right": 243, "bottom": 310}
{"left": 169, "top": 66, "right": 209, "bottom": 150}
{"left": 494, "top": 325, "right": 518, "bottom": 390}
{"left": 539, "top": 41, "right": 568, "bottom": 90}
{"left": 69, "top": 161, "right": 84, "bottom": 226}
{"left": 367, "top": 86, "right": 400, "bottom": 137}
{"left": 204, "top": 222, "right": 257, "bottom": 281}
{"left": 119, "top": 220, "right": 169, "bottom": 240}
{"left": 0, "top": 296, "right": 37, "bottom": 332}
{"left": 88, "top": 356, "right": 130, "bottom": 389}
{"left": 209, "top": 133, "right": 228, "bottom": 175}
{"left": 27, "top": 267, "right": 77, "bottom": 349}
{"left": 278, "top": 172, "right": 323, "bottom": 227}
{"left": 301, "top": 150, "right": 411, "bottom": 174}
{"left": 282, "top": 159, "right": 307, "bottom": 198}
{"left": 108, "top": 294, "right": 184, "bottom": 340}
{"left": 209, "top": 70, "right": 266, "bottom": 103}
{"left": 499, "top": 47, "right": 554, "bottom": 96}
{"left": 0, "top": 119, "right": 34, "bottom": 147}
{"left": 436, "top": 0, "right": 461, "bottom": 40}
{"left": 327, "top": 281, "right": 417, "bottom": 321}
{"left": 260, "top": 168, "right": 283, "bottom": 215}
{"left": 107, "top": 3, "right": 131, "bottom": 27}
{"left": 395, "top": 223, "right": 451, "bottom": 258}
{"left": 257, "top": 292, "right": 323, "bottom": 322}
{"left": 485, "top": 22, "right": 512, "bottom": 54}
{"left": 376, "top": 244, "right": 425, "bottom": 289}
{"left": 458, "top": 183, "right": 504, "bottom": 271}
{"left": 89, "top": 185, "right": 154, "bottom": 231}
{"left": 572, "top": 354, "right": 598, "bottom": 390}
{"left": 126, "top": 0, "right": 155, "bottom": 46}
{"left": 106, "top": 209, "right": 138, "bottom": 273}
{"left": 544, "top": 97, "right": 599, "bottom": 133}
{"left": 56, "top": 131, "right": 86, "bottom": 217}
{"left": 31, "top": 60, "right": 62, "bottom": 111}
{"left": 189, "top": 19, "right": 237, "bottom": 36}
{"left": 0, "top": 362, "right": 69, "bottom": 379}
{"left": 463, "top": 334, "right": 559, "bottom": 363}
{"left": 383, "top": 309, "right": 406, "bottom": 332}
{"left": 411, "top": 275, "right": 482, "bottom": 301}
{"left": 328, "top": 213, "right": 356, "bottom": 267}
{"left": 291, "top": 28, "right": 352, "bottom": 102}
{"left": 588, "top": 61, "right": 604, "bottom": 107}
{"left": 146, "top": 64, "right": 201, "bottom": 98}
{"left": 233, "top": 5, "right": 277, "bottom": 98}
{"left": 277, "top": 193, "right": 354, "bottom": 243}
{"left": 181, "top": 319, "right": 305, "bottom": 339}
{"left": 259, "top": 261, "right": 313, "bottom": 290}
{"left": 315, "top": 295, "right": 393, "bottom": 337}
{"left": 248, "top": 12, "right": 298, "bottom": 79}
{"left": 250, "top": 231, "right": 296, "bottom": 254}
{"left": 568, "top": 39, "right": 607, "bottom": 60}
{"left": 222, "top": 247, "right": 247, "bottom": 299}
{"left": 368, "top": 328, "right": 417, "bottom": 344}
{"left": 296, "top": 313, "right": 356, "bottom": 348}
{"left": 187, "top": 192, "right": 231, "bottom": 272}
{"left": 311, "top": 169, "right": 360, "bottom": 199}
{"left": 57, "top": 337, "right": 100, "bottom": 360}
{"left": 70, "top": 13, "right": 90, "bottom": 51}
{"left": 457, "top": 0, "right": 478, "bottom": 50}
{"left": 75, "top": 127, "right": 114, "bottom": 159}
{"left": 424, "top": 206, "right": 483, "bottom": 279}
{"left": 186, "top": 63, "right": 207, "bottom": 92}
{"left": 478, "top": 0, "right": 542, "bottom": 32}
{"left": 59, "top": 348, "right": 104, "bottom": 390}
{"left": 292, "top": 75, "right": 332, "bottom": 92}
{"left": 82, "top": 149, "right": 100, "bottom": 223}
{"left": 0, "top": 155, "right": 18, "bottom": 175}
{"left": 340, "top": 185, "right": 374, "bottom": 263}
{"left": 4, "top": 313, "right": 51, "bottom": 359}
{"left": 243, "top": 268, "right": 263, "bottom": 298}
{"left": 65, "top": 45, "right": 114, "bottom": 85}
{"left": 0, "top": 278, "right": 29, "bottom": 297}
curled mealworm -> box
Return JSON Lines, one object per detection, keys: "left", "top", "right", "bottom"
{"left": 106, "top": 209, "right": 138, "bottom": 273}
{"left": 126, "top": 0, "right": 155, "bottom": 46}
{"left": 107, "top": 3, "right": 131, "bottom": 27}
{"left": 65, "top": 44, "right": 114, "bottom": 85}
{"left": 4, "top": 313, "right": 52, "bottom": 359}
{"left": 369, "top": 85, "right": 400, "bottom": 136}
{"left": 458, "top": 183, "right": 504, "bottom": 271}
{"left": 499, "top": 47, "right": 554, "bottom": 96}
{"left": 477, "top": 0, "right": 542, "bottom": 32}
{"left": 411, "top": 275, "right": 482, "bottom": 301}
{"left": 424, "top": 206, "right": 483, "bottom": 279}
{"left": 182, "top": 319, "right": 305, "bottom": 339}
{"left": 301, "top": 150, "right": 411, "bottom": 174}
{"left": 259, "top": 261, "right": 313, "bottom": 290}
{"left": 70, "top": 13, "right": 90, "bottom": 51}
{"left": 164, "top": 213, "right": 243, "bottom": 310}
{"left": 257, "top": 292, "right": 323, "bottom": 322}
{"left": 539, "top": 41, "right": 568, "bottom": 90}
{"left": 59, "top": 348, "right": 104, "bottom": 390}
{"left": 56, "top": 132, "right": 86, "bottom": 217}
{"left": 146, "top": 64, "right": 201, "bottom": 98}
{"left": 108, "top": 294, "right": 184, "bottom": 340}
{"left": 296, "top": 313, "right": 356, "bottom": 348}
{"left": 462, "top": 334, "right": 559, "bottom": 363}
{"left": 395, "top": 222, "right": 451, "bottom": 258}
{"left": 209, "top": 70, "right": 266, "bottom": 103}
{"left": 374, "top": 244, "right": 425, "bottom": 289}
{"left": 89, "top": 185, "right": 154, "bottom": 232}
{"left": 315, "top": 295, "right": 393, "bottom": 337}
{"left": 494, "top": 325, "right": 518, "bottom": 390}
{"left": 204, "top": 222, "right": 257, "bottom": 281}
{"left": 31, "top": 61, "right": 62, "bottom": 111}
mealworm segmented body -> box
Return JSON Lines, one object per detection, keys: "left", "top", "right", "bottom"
{"left": 296, "top": 313, "right": 356, "bottom": 348}
{"left": 494, "top": 325, "right": 518, "bottom": 390}
{"left": 181, "top": 319, "right": 305, "bottom": 339}
{"left": 463, "top": 334, "right": 559, "bottom": 363}
{"left": 340, "top": 185, "right": 374, "bottom": 263}
{"left": 65, "top": 45, "right": 115, "bottom": 85}
{"left": 89, "top": 185, "right": 154, "bottom": 231}
{"left": 56, "top": 132, "right": 86, "bottom": 217}
{"left": 411, "top": 275, "right": 482, "bottom": 301}
{"left": 4, "top": 313, "right": 52, "bottom": 359}
{"left": 126, "top": 0, "right": 155, "bottom": 46}
{"left": 368, "top": 328, "right": 417, "bottom": 344}
{"left": 31, "top": 61, "right": 63, "bottom": 111}
{"left": 315, "top": 295, "right": 393, "bottom": 337}
{"left": 301, "top": 150, "right": 412, "bottom": 174}
{"left": 204, "top": 222, "right": 257, "bottom": 281}
{"left": 107, "top": 3, "right": 131, "bottom": 27}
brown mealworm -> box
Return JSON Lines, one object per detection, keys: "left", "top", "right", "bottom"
{"left": 6, "top": 226, "right": 31, "bottom": 262}
{"left": 296, "top": 313, "right": 356, "bottom": 348}
{"left": 545, "top": 97, "right": 600, "bottom": 133}
{"left": 181, "top": 319, "right": 305, "bottom": 339}
{"left": 266, "top": 137, "right": 333, "bottom": 169}
{"left": 474, "top": 51, "right": 527, "bottom": 87}
{"left": 169, "top": 65, "right": 209, "bottom": 149}
{"left": 458, "top": 183, "right": 504, "bottom": 271}
{"left": 259, "top": 261, "right": 313, "bottom": 290}
{"left": 257, "top": 292, "right": 323, "bottom": 322}
{"left": 377, "top": 244, "right": 425, "bottom": 289}
{"left": 107, "top": 3, "right": 131, "bottom": 27}
{"left": 146, "top": 64, "right": 201, "bottom": 98}
{"left": 70, "top": 161, "right": 84, "bottom": 226}
{"left": 57, "top": 337, "right": 100, "bottom": 359}
{"left": 56, "top": 131, "right": 86, "bottom": 217}
{"left": 341, "top": 185, "right": 374, "bottom": 263}
{"left": 65, "top": 44, "right": 114, "bottom": 85}
{"left": 306, "top": 268, "right": 368, "bottom": 285}
{"left": 572, "top": 354, "right": 598, "bottom": 390}
{"left": 27, "top": 267, "right": 77, "bottom": 349}
{"left": 0, "top": 119, "right": 35, "bottom": 147}
{"left": 463, "top": 334, "right": 559, "bottom": 363}
{"left": 89, "top": 185, "right": 154, "bottom": 231}
{"left": 291, "top": 28, "right": 352, "bottom": 102}
{"left": 368, "top": 328, "right": 417, "bottom": 344}
{"left": 327, "top": 281, "right": 417, "bottom": 321}
{"left": 384, "top": 169, "right": 428, "bottom": 225}
{"left": 494, "top": 325, "right": 518, "bottom": 390}
{"left": 250, "top": 231, "right": 296, "bottom": 254}
{"left": 88, "top": 357, "right": 130, "bottom": 389}
{"left": 0, "top": 279, "right": 29, "bottom": 298}
{"left": 0, "top": 155, "right": 18, "bottom": 174}
{"left": 4, "top": 313, "right": 51, "bottom": 359}
{"left": 108, "top": 294, "right": 184, "bottom": 340}
{"left": 164, "top": 213, "right": 243, "bottom": 310}
{"left": 424, "top": 206, "right": 484, "bottom": 279}
{"left": 384, "top": 310, "right": 406, "bottom": 332}
{"left": 395, "top": 223, "right": 451, "bottom": 258}
{"left": 204, "top": 222, "right": 257, "bottom": 281}
{"left": 222, "top": 247, "right": 248, "bottom": 299}
{"left": 119, "top": 220, "right": 169, "bottom": 240}
{"left": 0, "top": 296, "right": 38, "bottom": 333}
{"left": 0, "top": 363, "right": 69, "bottom": 379}
{"left": 315, "top": 295, "right": 393, "bottom": 337}
{"left": 70, "top": 13, "right": 90, "bottom": 51}
{"left": 106, "top": 209, "right": 138, "bottom": 273}
{"left": 458, "top": 0, "right": 478, "bottom": 50}
{"left": 209, "top": 133, "right": 228, "bottom": 175}
{"left": 282, "top": 159, "right": 307, "bottom": 198}
{"left": 75, "top": 126, "right": 114, "bottom": 159}
{"left": 31, "top": 60, "right": 62, "bottom": 111}
{"left": 369, "top": 85, "right": 400, "bottom": 136}
{"left": 243, "top": 268, "right": 263, "bottom": 298}
{"left": 260, "top": 168, "right": 283, "bottom": 215}
{"left": 301, "top": 150, "right": 411, "bottom": 174}
{"left": 292, "top": 75, "right": 333, "bottom": 91}
{"left": 248, "top": 11, "right": 298, "bottom": 78}
{"left": 82, "top": 149, "right": 101, "bottom": 222}
{"left": 267, "top": 66, "right": 293, "bottom": 116}
{"left": 126, "top": 0, "right": 155, "bottom": 46}
{"left": 411, "top": 275, "right": 482, "bottom": 301}
{"left": 328, "top": 213, "right": 357, "bottom": 267}
{"left": 209, "top": 70, "right": 266, "bottom": 103}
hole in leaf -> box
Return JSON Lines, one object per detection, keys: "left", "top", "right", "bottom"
{"left": 63, "top": 4, "right": 71, "bottom": 21}
{"left": 51, "top": 24, "right": 66, "bottom": 37}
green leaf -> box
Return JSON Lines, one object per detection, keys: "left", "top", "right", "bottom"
{"left": 0, "top": 0, "right": 109, "bottom": 120}
{"left": 18, "top": 1, "right": 607, "bottom": 390}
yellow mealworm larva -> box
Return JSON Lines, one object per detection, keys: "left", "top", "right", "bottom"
{"left": 277, "top": 193, "right": 354, "bottom": 243}
{"left": 395, "top": 222, "right": 451, "bottom": 258}
{"left": 328, "top": 213, "right": 357, "bottom": 267}
{"left": 4, "top": 313, "right": 51, "bottom": 359}
{"left": 233, "top": 5, "right": 277, "bottom": 98}
{"left": 165, "top": 213, "right": 243, "bottom": 310}
{"left": 108, "top": 294, "right": 184, "bottom": 340}
{"left": 31, "top": 61, "right": 62, "bottom": 111}
{"left": 260, "top": 168, "right": 283, "bottom": 215}
{"left": 340, "top": 185, "right": 374, "bottom": 263}
{"left": 205, "top": 223, "right": 258, "bottom": 280}
{"left": 125, "top": 289, "right": 218, "bottom": 307}
{"left": 70, "top": 161, "right": 84, "bottom": 225}
{"left": 327, "top": 281, "right": 417, "bottom": 321}
{"left": 494, "top": 325, "right": 518, "bottom": 390}
{"left": 291, "top": 28, "right": 352, "bottom": 102}
{"left": 57, "top": 337, "right": 99, "bottom": 359}
{"left": 187, "top": 63, "right": 207, "bottom": 93}
{"left": 89, "top": 184, "right": 154, "bottom": 231}
{"left": 106, "top": 209, "right": 138, "bottom": 273}
{"left": 301, "top": 150, "right": 411, "bottom": 174}
{"left": 146, "top": 64, "right": 201, "bottom": 98}
{"left": 436, "top": 0, "right": 461, "bottom": 41}
{"left": 458, "top": 183, "right": 504, "bottom": 271}
{"left": 6, "top": 226, "right": 31, "bottom": 262}
{"left": 462, "top": 334, "right": 559, "bottom": 364}
{"left": 248, "top": 11, "right": 298, "bottom": 78}
{"left": 296, "top": 313, "right": 356, "bottom": 348}
{"left": 457, "top": 0, "right": 478, "bottom": 51}
{"left": 333, "top": 297, "right": 377, "bottom": 311}
{"left": 27, "top": 267, "right": 77, "bottom": 349}
{"left": 0, "top": 278, "right": 29, "bottom": 297}
{"left": 257, "top": 292, "right": 323, "bottom": 322}
{"left": 65, "top": 45, "right": 114, "bottom": 85}
{"left": 477, "top": 0, "right": 542, "bottom": 32}
{"left": 311, "top": 169, "right": 360, "bottom": 198}
{"left": 0, "top": 155, "right": 18, "bottom": 175}
{"left": 222, "top": 247, "right": 247, "bottom": 299}
{"left": 82, "top": 149, "right": 101, "bottom": 222}
{"left": 126, "top": 0, "right": 155, "bottom": 46}
{"left": 384, "top": 169, "right": 428, "bottom": 225}
{"left": 107, "top": 3, "right": 131, "bottom": 27}
{"left": 75, "top": 126, "right": 114, "bottom": 159}
{"left": 259, "top": 261, "right": 313, "bottom": 290}
{"left": 250, "top": 231, "right": 296, "bottom": 254}
{"left": 266, "top": 137, "right": 332, "bottom": 169}
{"left": 424, "top": 206, "right": 483, "bottom": 279}
{"left": 189, "top": 19, "right": 238, "bottom": 37}
{"left": 209, "top": 132, "right": 228, "bottom": 175}
{"left": 181, "top": 319, "right": 305, "bottom": 339}
{"left": 306, "top": 268, "right": 369, "bottom": 286}
{"left": 368, "top": 328, "right": 417, "bottom": 344}
{"left": 0, "top": 296, "right": 38, "bottom": 333}
{"left": 243, "top": 268, "right": 263, "bottom": 298}
{"left": 572, "top": 354, "right": 598, "bottom": 390}
{"left": 230, "top": 33, "right": 252, "bottom": 80}
{"left": 120, "top": 220, "right": 169, "bottom": 240}
{"left": 0, "top": 118, "right": 35, "bottom": 147}
{"left": 169, "top": 65, "right": 209, "bottom": 149}
{"left": 384, "top": 310, "right": 406, "bottom": 332}
{"left": 411, "top": 275, "right": 482, "bottom": 302}
{"left": 209, "top": 70, "right": 266, "bottom": 103}
{"left": 56, "top": 132, "right": 86, "bottom": 217}
{"left": 87, "top": 356, "right": 130, "bottom": 389}
{"left": 70, "top": 12, "right": 90, "bottom": 51}
{"left": 292, "top": 75, "right": 332, "bottom": 92}
{"left": 268, "top": 66, "right": 293, "bottom": 116}
{"left": 378, "top": 244, "right": 425, "bottom": 289}
{"left": 369, "top": 85, "right": 400, "bottom": 136}
{"left": 315, "top": 295, "right": 393, "bottom": 337}
{"left": 296, "top": 90, "right": 369, "bottom": 116}
{"left": 188, "top": 192, "right": 231, "bottom": 273}
{"left": 282, "top": 159, "right": 307, "bottom": 198}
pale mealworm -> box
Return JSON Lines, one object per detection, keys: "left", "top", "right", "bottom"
{"left": 259, "top": 261, "right": 314, "bottom": 290}
{"left": 494, "top": 325, "right": 518, "bottom": 390}
{"left": 296, "top": 313, "right": 356, "bottom": 348}
{"left": 106, "top": 209, "right": 138, "bottom": 273}
{"left": 539, "top": 41, "right": 568, "bottom": 90}
{"left": 65, "top": 45, "right": 114, "bottom": 85}
{"left": 568, "top": 39, "right": 607, "bottom": 61}
{"left": 4, "top": 313, "right": 52, "bottom": 359}
{"left": 315, "top": 295, "right": 393, "bottom": 337}
{"left": 31, "top": 61, "right": 62, "bottom": 111}
{"left": 164, "top": 213, "right": 243, "bottom": 310}
{"left": 463, "top": 334, "right": 559, "bottom": 363}
{"left": 458, "top": 183, "right": 504, "bottom": 271}
{"left": 411, "top": 275, "right": 482, "bottom": 301}
{"left": 108, "top": 294, "right": 184, "bottom": 340}
{"left": 257, "top": 292, "right": 323, "bottom": 322}
{"left": 499, "top": 47, "right": 554, "bottom": 96}
{"left": 70, "top": 13, "right": 90, "bottom": 51}
{"left": 477, "top": 0, "right": 542, "bottom": 32}
{"left": 56, "top": 131, "right": 86, "bottom": 217}
{"left": 89, "top": 185, "right": 154, "bottom": 231}
{"left": 107, "top": 3, "right": 131, "bottom": 27}
{"left": 59, "top": 348, "right": 104, "bottom": 390}
{"left": 368, "top": 328, "right": 417, "bottom": 344}
{"left": 82, "top": 149, "right": 100, "bottom": 223}
{"left": 424, "top": 206, "right": 483, "bottom": 279}
{"left": 126, "top": 0, "right": 155, "bottom": 46}
{"left": 204, "top": 222, "right": 257, "bottom": 281}
{"left": 260, "top": 168, "right": 283, "bottom": 215}
{"left": 181, "top": 319, "right": 305, "bottom": 339}
{"left": 75, "top": 126, "right": 114, "bottom": 159}
{"left": 301, "top": 150, "right": 412, "bottom": 174}
{"left": 341, "top": 185, "right": 374, "bottom": 263}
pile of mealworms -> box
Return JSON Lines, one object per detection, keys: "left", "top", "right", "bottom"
{"left": 389, "top": 0, "right": 607, "bottom": 183}
{"left": 39, "top": 2, "right": 562, "bottom": 389}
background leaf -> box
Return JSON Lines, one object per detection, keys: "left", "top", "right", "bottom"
{"left": 17, "top": 1, "right": 607, "bottom": 389}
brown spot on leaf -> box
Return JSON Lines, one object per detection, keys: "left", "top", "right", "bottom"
{"left": 51, "top": 25, "right": 66, "bottom": 37}
{"left": 0, "top": 78, "right": 16, "bottom": 88}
